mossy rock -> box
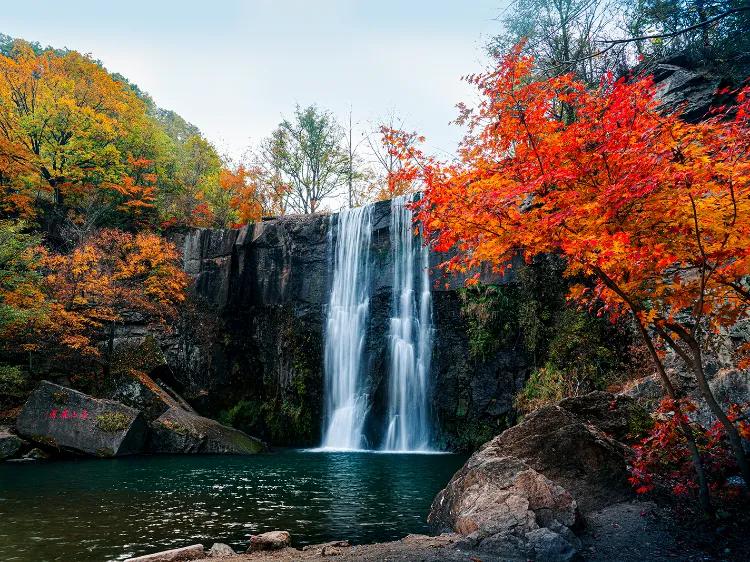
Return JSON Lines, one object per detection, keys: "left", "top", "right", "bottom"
{"left": 148, "top": 407, "right": 265, "bottom": 454}
{"left": 51, "top": 391, "right": 69, "bottom": 405}
{"left": 159, "top": 418, "right": 197, "bottom": 437}
{"left": 17, "top": 381, "right": 147, "bottom": 456}
{"left": 95, "top": 411, "right": 132, "bottom": 433}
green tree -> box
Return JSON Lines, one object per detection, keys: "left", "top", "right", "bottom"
{"left": 0, "top": 220, "right": 43, "bottom": 331}
{"left": 262, "top": 105, "right": 348, "bottom": 214}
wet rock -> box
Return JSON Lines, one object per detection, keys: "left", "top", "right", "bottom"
{"left": 148, "top": 407, "right": 265, "bottom": 454}
{"left": 206, "top": 543, "right": 235, "bottom": 557}
{"left": 0, "top": 428, "right": 24, "bottom": 459}
{"left": 124, "top": 544, "right": 205, "bottom": 561}
{"left": 247, "top": 530, "right": 291, "bottom": 552}
{"left": 16, "top": 381, "right": 147, "bottom": 457}
{"left": 23, "top": 447, "right": 49, "bottom": 460}
{"left": 429, "top": 454, "right": 578, "bottom": 556}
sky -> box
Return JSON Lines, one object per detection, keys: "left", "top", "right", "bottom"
{"left": 2, "top": 1, "right": 508, "bottom": 160}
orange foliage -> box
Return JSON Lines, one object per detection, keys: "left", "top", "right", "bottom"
{"left": 391, "top": 46, "right": 750, "bottom": 343}
{"left": 111, "top": 157, "right": 158, "bottom": 222}
{"left": 0, "top": 41, "right": 152, "bottom": 217}
{"left": 220, "top": 165, "right": 264, "bottom": 227}
{"left": 26, "top": 230, "right": 188, "bottom": 360}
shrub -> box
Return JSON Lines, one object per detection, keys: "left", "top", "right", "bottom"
{"left": 219, "top": 399, "right": 262, "bottom": 432}
{"left": 0, "top": 364, "right": 29, "bottom": 409}
{"left": 629, "top": 398, "right": 748, "bottom": 505}
{"left": 458, "top": 284, "right": 521, "bottom": 358}
{"left": 515, "top": 364, "right": 567, "bottom": 413}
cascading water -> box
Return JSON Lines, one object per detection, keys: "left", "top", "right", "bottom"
{"left": 320, "top": 205, "right": 373, "bottom": 450}
{"left": 382, "top": 195, "right": 433, "bottom": 452}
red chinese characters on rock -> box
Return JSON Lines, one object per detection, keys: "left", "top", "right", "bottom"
{"left": 48, "top": 409, "right": 89, "bottom": 420}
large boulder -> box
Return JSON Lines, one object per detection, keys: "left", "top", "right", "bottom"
{"left": 486, "top": 401, "right": 633, "bottom": 512}
{"left": 148, "top": 407, "right": 265, "bottom": 454}
{"left": 429, "top": 454, "right": 579, "bottom": 559}
{"left": 16, "top": 381, "right": 147, "bottom": 457}
{"left": 652, "top": 60, "right": 735, "bottom": 123}
{"left": 428, "top": 392, "right": 637, "bottom": 558}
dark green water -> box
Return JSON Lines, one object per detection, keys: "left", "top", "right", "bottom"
{"left": 0, "top": 450, "right": 465, "bottom": 561}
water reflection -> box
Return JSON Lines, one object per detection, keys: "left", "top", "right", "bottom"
{"left": 0, "top": 450, "right": 465, "bottom": 562}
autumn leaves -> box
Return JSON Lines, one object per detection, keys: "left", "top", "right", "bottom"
{"left": 391, "top": 46, "right": 750, "bottom": 509}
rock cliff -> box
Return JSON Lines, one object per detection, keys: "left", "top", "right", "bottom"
{"left": 150, "top": 200, "right": 526, "bottom": 448}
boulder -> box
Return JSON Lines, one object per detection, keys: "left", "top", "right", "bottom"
{"left": 558, "top": 391, "right": 640, "bottom": 442}
{"left": 148, "top": 407, "right": 265, "bottom": 454}
{"left": 0, "top": 428, "right": 24, "bottom": 459}
{"left": 16, "top": 381, "right": 147, "bottom": 457}
{"left": 429, "top": 454, "right": 578, "bottom": 557}
{"left": 620, "top": 375, "right": 665, "bottom": 407}
{"left": 124, "top": 544, "right": 205, "bottom": 562}
{"left": 206, "top": 543, "right": 235, "bottom": 557}
{"left": 525, "top": 527, "right": 578, "bottom": 562}
{"left": 23, "top": 447, "right": 49, "bottom": 460}
{"left": 247, "top": 530, "right": 291, "bottom": 552}
{"left": 105, "top": 371, "right": 172, "bottom": 420}
{"left": 486, "top": 402, "right": 633, "bottom": 512}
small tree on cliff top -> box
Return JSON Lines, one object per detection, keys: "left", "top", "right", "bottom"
{"left": 387, "top": 45, "right": 750, "bottom": 510}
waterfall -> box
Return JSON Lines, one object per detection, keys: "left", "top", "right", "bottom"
{"left": 382, "top": 195, "right": 433, "bottom": 452}
{"left": 320, "top": 205, "right": 373, "bottom": 450}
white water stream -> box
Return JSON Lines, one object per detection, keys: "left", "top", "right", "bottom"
{"left": 382, "top": 195, "right": 433, "bottom": 451}
{"left": 320, "top": 205, "right": 373, "bottom": 450}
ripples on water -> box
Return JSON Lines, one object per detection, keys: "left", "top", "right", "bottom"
{"left": 0, "top": 450, "right": 465, "bottom": 561}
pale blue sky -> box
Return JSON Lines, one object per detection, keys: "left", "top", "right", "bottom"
{"left": 2, "top": 1, "right": 508, "bottom": 159}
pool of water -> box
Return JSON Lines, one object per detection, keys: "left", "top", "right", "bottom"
{"left": 0, "top": 450, "right": 466, "bottom": 561}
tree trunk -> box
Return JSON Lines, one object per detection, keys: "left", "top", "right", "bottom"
{"left": 634, "top": 318, "right": 713, "bottom": 514}
{"left": 590, "top": 266, "right": 713, "bottom": 512}
{"left": 104, "top": 320, "right": 115, "bottom": 381}
{"left": 688, "top": 343, "right": 750, "bottom": 489}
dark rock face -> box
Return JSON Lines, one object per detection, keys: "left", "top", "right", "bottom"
{"left": 157, "top": 200, "right": 523, "bottom": 448}
{"left": 16, "top": 381, "right": 147, "bottom": 457}
{"left": 147, "top": 407, "right": 265, "bottom": 454}
{"left": 653, "top": 60, "right": 736, "bottom": 123}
